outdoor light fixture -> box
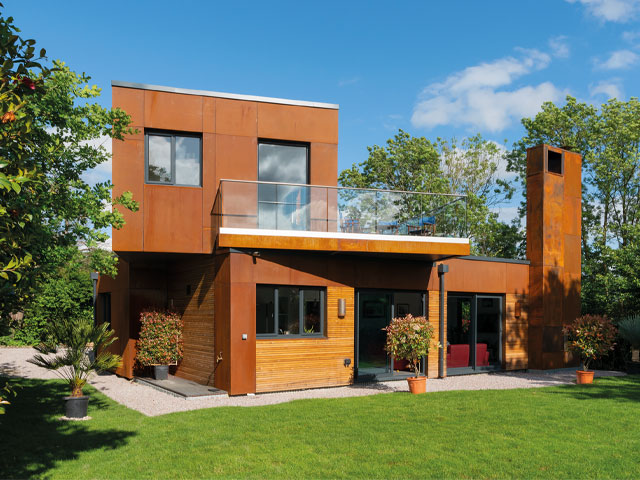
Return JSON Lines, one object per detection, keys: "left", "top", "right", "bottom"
{"left": 338, "top": 298, "right": 346, "bottom": 318}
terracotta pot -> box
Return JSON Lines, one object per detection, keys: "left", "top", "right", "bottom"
{"left": 576, "top": 370, "right": 594, "bottom": 384}
{"left": 407, "top": 376, "right": 427, "bottom": 394}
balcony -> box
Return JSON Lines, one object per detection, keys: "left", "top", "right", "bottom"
{"left": 212, "top": 180, "right": 471, "bottom": 259}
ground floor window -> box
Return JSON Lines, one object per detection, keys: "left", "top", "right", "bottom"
{"left": 98, "top": 292, "right": 111, "bottom": 329}
{"left": 256, "top": 285, "right": 325, "bottom": 337}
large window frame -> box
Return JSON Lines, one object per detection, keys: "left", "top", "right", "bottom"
{"left": 256, "top": 285, "right": 326, "bottom": 338}
{"left": 257, "top": 140, "right": 310, "bottom": 231}
{"left": 145, "top": 130, "right": 202, "bottom": 187}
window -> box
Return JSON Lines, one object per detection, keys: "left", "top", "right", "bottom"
{"left": 256, "top": 285, "right": 325, "bottom": 336}
{"left": 258, "top": 141, "right": 309, "bottom": 230}
{"left": 98, "top": 292, "right": 111, "bottom": 328}
{"left": 145, "top": 131, "right": 202, "bottom": 186}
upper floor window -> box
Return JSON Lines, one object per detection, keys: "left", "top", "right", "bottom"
{"left": 258, "top": 141, "right": 309, "bottom": 230}
{"left": 145, "top": 131, "right": 202, "bottom": 186}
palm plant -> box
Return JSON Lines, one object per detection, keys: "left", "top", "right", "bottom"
{"left": 28, "top": 317, "right": 121, "bottom": 397}
{"left": 618, "top": 315, "right": 640, "bottom": 363}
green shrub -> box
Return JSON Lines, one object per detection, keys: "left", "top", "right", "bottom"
{"left": 618, "top": 315, "right": 640, "bottom": 362}
{"left": 135, "top": 310, "right": 184, "bottom": 366}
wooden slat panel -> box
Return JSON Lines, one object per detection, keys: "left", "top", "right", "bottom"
{"left": 255, "top": 286, "right": 355, "bottom": 392}
{"left": 170, "top": 257, "right": 216, "bottom": 386}
{"left": 504, "top": 293, "right": 528, "bottom": 370}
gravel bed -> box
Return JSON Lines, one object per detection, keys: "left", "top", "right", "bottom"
{"left": 1, "top": 347, "right": 626, "bottom": 417}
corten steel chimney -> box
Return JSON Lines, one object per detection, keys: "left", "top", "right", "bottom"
{"left": 526, "top": 145, "right": 582, "bottom": 370}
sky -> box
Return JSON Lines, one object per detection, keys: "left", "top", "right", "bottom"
{"left": 4, "top": 0, "right": 640, "bottom": 224}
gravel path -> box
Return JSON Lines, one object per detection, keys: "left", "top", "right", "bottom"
{"left": 1, "top": 347, "right": 626, "bottom": 417}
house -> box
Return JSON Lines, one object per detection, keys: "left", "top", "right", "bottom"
{"left": 97, "top": 81, "right": 581, "bottom": 395}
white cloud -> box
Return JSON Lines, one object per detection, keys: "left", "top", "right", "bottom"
{"left": 566, "top": 0, "right": 640, "bottom": 22}
{"left": 595, "top": 49, "right": 639, "bottom": 69}
{"left": 338, "top": 77, "right": 360, "bottom": 87}
{"left": 80, "top": 135, "right": 112, "bottom": 186}
{"left": 549, "top": 36, "right": 571, "bottom": 58}
{"left": 589, "top": 79, "right": 624, "bottom": 98}
{"left": 412, "top": 49, "right": 565, "bottom": 133}
{"left": 492, "top": 205, "right": 520, "bottom": 224}
{"left": 622, "top": 30, "right": 640, "bottom": 42}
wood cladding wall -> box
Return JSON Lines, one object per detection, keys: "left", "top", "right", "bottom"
{"left": 426, "top": 290, "right": 445, "bottom": 378}
{"left": 169, "top": 257, "right": 216, "bottom": 386}
{"left": 255, "top": 286, "right": 355, "bottom": 393}
{"left": 505, "top": 293, "right": 528, "bottom": 370}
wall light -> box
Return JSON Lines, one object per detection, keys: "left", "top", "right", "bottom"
{"left": 338, "top": 298, "right": 346, "bottom": 318}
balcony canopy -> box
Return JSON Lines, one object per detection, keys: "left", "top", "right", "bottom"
{"left": 212, "top": 180, "right": 471, "bottom": 260}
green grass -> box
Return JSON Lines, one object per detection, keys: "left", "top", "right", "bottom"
{"left": 1, "top": 376, "right": 640, "bottom": 479}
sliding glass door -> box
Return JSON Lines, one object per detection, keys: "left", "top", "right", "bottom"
{"left": 447, "top": 294, "right": 502, "bottom": 374}
{"left": 356, "top": 290, "right": 425, "bottom": 380}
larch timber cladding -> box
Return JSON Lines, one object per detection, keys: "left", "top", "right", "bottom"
{"left": 170, "top": 258, "right": 216, "bottom": 386}
{"left": 255, "top": 286, "right": 355, "bottom": 393}
{"left": 426, "top": 290, "right": 445, "bottom": 378}
{"left": 505, "top": 293, "right": 528, "bottom": 370}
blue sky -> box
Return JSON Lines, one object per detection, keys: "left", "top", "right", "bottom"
{"left": 4, "top": 0, "right": 640, "bottom": 222}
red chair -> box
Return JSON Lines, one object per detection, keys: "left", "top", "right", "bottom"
{"left": 446, "top": 344, "right": 470, "bottom": 368}
{"left": 476, "top": 343, "right": 490, "bottom": 366}
{"left": 393, "top": 357, "right": 411, "bottom": 371}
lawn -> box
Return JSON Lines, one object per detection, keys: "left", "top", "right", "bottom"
{"left": 1, "top": 376, "right": 639, "bottom": 479}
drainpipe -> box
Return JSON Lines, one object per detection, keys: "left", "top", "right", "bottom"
{"left": 91, "top": 272, "right": 99, "bottom": 326}
{"left": 437, "top": 263, "right": 448, "bottom": 378}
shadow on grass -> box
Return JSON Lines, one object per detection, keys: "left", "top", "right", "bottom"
{"left": 0, "top": 378, "right": 135, "bottom": 479}
{"left": 545, "top": 374, "right": 640, "bottom": 403}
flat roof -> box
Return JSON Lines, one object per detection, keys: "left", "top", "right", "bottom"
{"left": 112, "top": 80, "right": 339, "bottom": 110}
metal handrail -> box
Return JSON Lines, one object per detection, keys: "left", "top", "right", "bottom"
{"left": 217, "top": 178, "right": 467, "bottom": 199}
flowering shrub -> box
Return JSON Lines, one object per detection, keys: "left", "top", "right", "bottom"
{"left": 564, "top": 314, "right": 617, "bottom": 371}
{"left": 384, "top": 314, "right": 438, "bottom": 377}
{"left": 136, "top": 310, "right": 184, "bottom": 366}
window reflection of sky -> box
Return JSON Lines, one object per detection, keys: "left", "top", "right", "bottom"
{"left": 258, "top": 144, "right": 307, "bottom": 184}
{"left": 175, "top": 136, "right": 200, "bottom": 186}
{"left": 148, "top": 135, "right": 171, "bottom": 182}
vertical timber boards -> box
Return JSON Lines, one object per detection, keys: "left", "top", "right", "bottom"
{"left": 504, "top": 293, "right": 528, "bottom": 370}
{"left": 169, "top": 257, "right": 216, "bottom": 386}
{"left": 426, "top": 290, "right": 445, "bottom": 378}
{"left": 255, "top": 286, "right": 355, "bottom": 393}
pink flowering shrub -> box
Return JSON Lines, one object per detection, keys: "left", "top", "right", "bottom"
{"left": 136, "top": 310, "right": 184, "bottom": 366}
{"left": 563, "top": 314, "right": 617, "bottom": 371}
{"left": 384, "top": 314, "right": 438, "bottom": 377}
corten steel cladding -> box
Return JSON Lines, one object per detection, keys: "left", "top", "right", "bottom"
{"left": 526, "top": 145, "right": 582, "bottom": 370}
{"left": 407, "top": 376, "right": 427, "bottom": 394}
{"left": 576, "top": 370, "right": 594, "bottom": 384}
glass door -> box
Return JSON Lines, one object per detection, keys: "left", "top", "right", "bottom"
{"left": 447, "top": 294, "right": 502, "bottom": 374}
{"left": 356, "top": 290, "right": 425, "bottom": 379}
{"left": 357, "top": 292, "right": 392, "bottom": 377}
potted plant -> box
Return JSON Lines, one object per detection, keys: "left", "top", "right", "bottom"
{"left": 28, "top": 318, "right": 121, "bottom": 418}
{"left": 563, "top": 314, "right": 617, "bottom": 384}
{"left": 617, "top": 315, "right": 640, "bottom": 374}
{"left": 384, "top": 314, "right": 438, "bottom": 394}
{"left": 135, "top": 309, "right": 183, "bottom": 380}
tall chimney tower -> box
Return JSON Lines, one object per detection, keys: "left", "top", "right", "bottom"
{"left": 526, "top": 145, "right": 582, "bottom": 370}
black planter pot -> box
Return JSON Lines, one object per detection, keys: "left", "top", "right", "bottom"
{"left": 64, "top": 396, "right": 89, "bottom": 418}
{"left": 153, "top": 365, "right": 169, "bottom": 380}
{"left": 626, "top": 361, "right": 640, "bottom": 374}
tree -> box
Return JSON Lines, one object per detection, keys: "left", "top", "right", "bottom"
{"left": 0, "top": 11, "right": 138, "bottom": 318}
{"left": 339, "top": 130, "right": 516, "bottom": 255}
{"left": 507, "top": 95, "right": 640, "bottom": 318}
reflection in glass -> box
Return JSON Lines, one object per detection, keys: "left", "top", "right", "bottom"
{"left": 258, "top": 143, "right": 308, "bottom": 230}
{"left": 256, "top": 286, "right": 275, "bottom": 334}
{"left": 148, "top": 135, "right": 172, "bottom": 183}
{"left": 278, "top": 287, "right": 300, "bottom": 335}
{"left": 303, "top": 290, "right": 321, "bottom": 334}
{"left": 175, "top": 136, "right": 201, "bottom": 186}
